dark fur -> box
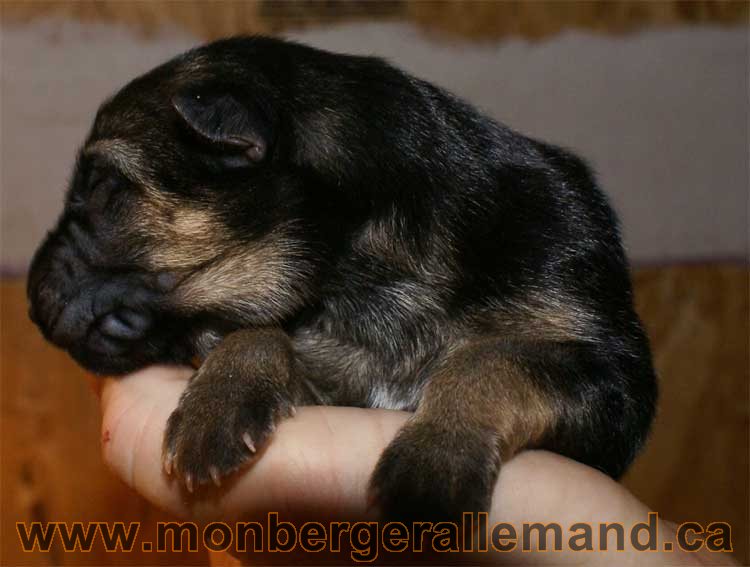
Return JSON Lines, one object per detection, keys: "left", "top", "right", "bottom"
{"left": 27, "top": 36, "right": 657, "bottom": 521}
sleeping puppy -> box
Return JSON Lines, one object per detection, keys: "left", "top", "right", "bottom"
{"left": 27, "top": 36, "right": 657, "bottom": 521}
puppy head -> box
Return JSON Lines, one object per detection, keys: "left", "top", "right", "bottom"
{"left": 27, "top": 42, "right": 318, "bottom": 374}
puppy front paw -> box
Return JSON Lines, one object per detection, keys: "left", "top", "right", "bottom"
{"left": 369, "top": 421, "right": 501, "bottom": 522}
{"left": 162, "top": 368, "right": 295, "bottom": 491}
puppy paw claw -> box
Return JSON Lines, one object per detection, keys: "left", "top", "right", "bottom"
{"left": 162, "top": 378, "right": 293, "bottom": 492}
{"left": 209, "top": 466, "right": 222, "bottom": 487}
{"left": 163, "top": 453, "right": 174, "bottom": 476}
{"left": 242, "top": 432, "right": 256, "bottom": 453}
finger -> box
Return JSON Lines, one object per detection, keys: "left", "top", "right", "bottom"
{"left": 98, "top": 366, "right": 639, "bottom": 526}
{"left": 99, "top": 368, "right": 723, "bottom": 566}
{"left": 99, "top": 366, "right": 410, "bottom": 521}
{"left": 100, "top": 366, "right": 193, "bottom": 515}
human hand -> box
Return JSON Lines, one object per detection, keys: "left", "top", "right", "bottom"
{"left": 98, "top": 366, "right": 736, "bottom": 565}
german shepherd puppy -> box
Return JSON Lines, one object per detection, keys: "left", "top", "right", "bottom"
{"left": 27, "top": 36, "right": 657, "bottom": 521}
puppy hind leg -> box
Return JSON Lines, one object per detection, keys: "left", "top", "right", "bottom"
{"left": 369, "top": 339, "right": 602, "bottom": 522}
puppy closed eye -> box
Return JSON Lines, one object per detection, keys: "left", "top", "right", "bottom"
{"left": 90, "top": 162, "right": 128, "bottom": 202}
{"left": 69, "top": 171, "right": 130, "bottom": 224}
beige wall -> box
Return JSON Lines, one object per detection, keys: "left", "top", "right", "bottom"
{"left": 1, "top": 19, "right": 747, "bottom": 270}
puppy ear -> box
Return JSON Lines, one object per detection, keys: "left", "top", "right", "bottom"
{"left": 172, "top": 89, "right": 268, "bottom": 162}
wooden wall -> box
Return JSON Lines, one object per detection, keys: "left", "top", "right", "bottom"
{"left": 3, "top": 0, "right": 748, "bottom": 41}
{"left": 2, "top": 265, "right": 748, "bottom": 564}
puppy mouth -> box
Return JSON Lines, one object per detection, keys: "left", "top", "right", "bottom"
{"left": 28, "top": 267, "right": 188, "bottom": 374}
{"left": 25, "top": 205, "right": 212, "bottom": 373}
{"left": 45, "top": 277, "right": 158, "bottom": 346}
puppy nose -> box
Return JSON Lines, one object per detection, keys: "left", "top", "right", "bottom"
{"left": 49, "top": 298, "right": 94, "bottom": 347}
